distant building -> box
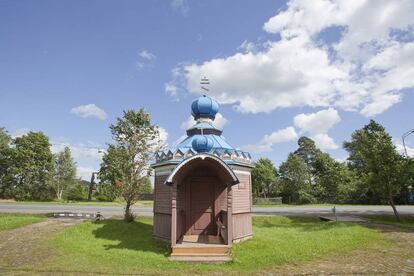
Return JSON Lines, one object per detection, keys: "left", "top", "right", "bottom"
{"left": 151, "top": 95, "right": 253, "bottom": 262}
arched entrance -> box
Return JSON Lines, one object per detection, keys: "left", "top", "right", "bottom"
{"left": 165, "top": 154, "right": 239, "bottom": 246}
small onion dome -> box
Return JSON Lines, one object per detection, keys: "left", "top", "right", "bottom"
{"left": 191, "top": 135, "right": 214, "bottom": 152}
{"left": 191, "top": 95, "right": 219, "bottom": 120}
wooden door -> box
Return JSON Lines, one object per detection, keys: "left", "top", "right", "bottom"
{"left": 186, "top": 177, "right": 216, "bottom": 235}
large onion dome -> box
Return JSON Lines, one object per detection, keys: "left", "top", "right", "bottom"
{"left": 191, "top": 95, "right": 219, "bottom": 120}
{"left": 191, "top": 135, "right": 214, "bottom": 152}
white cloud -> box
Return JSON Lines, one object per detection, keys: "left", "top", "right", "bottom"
{"left": 238, "top": 40, "right": 257, "bottom": 53}
{"left": 171, "top": 0, "right": 189, "bottom": 15}
{"left": 70, "top": 104, "right": 107, "bottom": 120}
{"left": 311, "top": 133, "right": 339, "bottom": 150}
{"left": 136, "top": 50, "right": 157, "bottom": 70}
{"left": 165, "top": 83, "right": 178, "bottom": 97}
{"left": 77, "top": 166, "right": 96, "bottom": 181}
{"left": 172, "top": 0, "right": 414, "bottom": 117}
{"left": 157, "top": 127, "right": 168, "bottom": 148}
{"left": 395, "top": 141, "right": 414, "bottom": 157}
{"left": 243, "top": 126, "right": 298, "bottom": 153}
{"left": 293, "top": 108, "right": 341, "bottom": 150}
{"left": 139, "top": 50, "right": 156, "bottom": 61}
{"left": 180, "top": 113, "right": 228, "bottom": 130}
{"left": 11, "top": 128, "right": 30, "bottom": 138}
{"left": 51, "top": 140, "right": 104, "bottom": 180}
{"left": 294, "top": 108, "right": 341, "bottom": 134}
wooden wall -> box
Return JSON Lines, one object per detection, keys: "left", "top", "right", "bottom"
{"left": 153, "top": 212, "right": 171, "bottom": 240}
{"left": 232, "top": 171, "right": 252, "bottom": 214}
{"left": 233, "top": 212, "right": 252, "bottom": 240}
{"left": 176, "top": 182, "right": 185, "bottom": 240}
{"left": 232, "top": 169, "right": 253, "bottom": 240}
{"left": 154, "top": 174, "right": 171, "bottom": 214}
{"left": 153, "top": 174, "right": 171, "bottom": 240}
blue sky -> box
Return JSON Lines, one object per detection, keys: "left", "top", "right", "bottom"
{"left": 1, "top": 0, "right": 413, "bottom": 179}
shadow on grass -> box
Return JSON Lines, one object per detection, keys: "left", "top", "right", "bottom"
{"left": 92, "top": 219, "right": 170, "bottom": 256}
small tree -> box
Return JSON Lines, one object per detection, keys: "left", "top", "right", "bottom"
{"left": 52, "top": 147, "right": 77, "bottom": 200}
{"left": 344, "top": 120, "right": 405, "bottom": 220}
{"left": 100, "top": 109, "right": 160, "bottom": 221}
{"left": 251, "top": 158, "right": 278, "bottom": 198}
{"left": 279, "top": 153, "right": 314, "bottom": 204}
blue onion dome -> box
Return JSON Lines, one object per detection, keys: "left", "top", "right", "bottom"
{"left": 191, "top": 135, "right": 214, "bottom": 153}
{"left": 191, "top": 95, "right": 219, "bottom": 120}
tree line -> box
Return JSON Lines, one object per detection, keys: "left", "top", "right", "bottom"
{"left": 252, "top": 120, "right": 414, "bottom": 219}
{"left": 0, "top": 108, "right": 159, "bottom": 222}
{"left": 0, "top": 128, "right": 85, "bottom": 201}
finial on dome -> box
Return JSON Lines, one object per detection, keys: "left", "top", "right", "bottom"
{"left": 192, "top": 135, "right": 214, "bottom": 152}
{"left": 191, "top": 95, "right": 219, "bottom": 120}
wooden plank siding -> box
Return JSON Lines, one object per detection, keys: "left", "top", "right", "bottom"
{"left": 176, "top": 182, "right": 186, "bottom": 240}
{"left": 153, "top": 212, "right": 171, "bottom": 240}
{"left": 154, "top": 175, "right": 171, "bottom": 214}
{"left": 232, "top": 172, "right": 252, "bottom": 214}
{"left": 233, "top": 212, "right": 253, "bottom": 240}
{"left": 153, "top": 174, "right": 172, "bottom": 240}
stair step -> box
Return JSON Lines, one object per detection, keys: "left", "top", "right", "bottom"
{"left": 169, "top": 255, "right": 232, "bottom": 263}
{"left": 172, "top": 246, "right": 229, "bottom": 255}
{"left": 171, "top": 253, "right": 229, "bottom": 257}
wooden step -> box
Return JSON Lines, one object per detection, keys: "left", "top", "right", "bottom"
{"left": 169, "top": 255, "right": 232, "bottom": 263}
{"left": 172, "top": 246, "right": 229, "bottom": 255}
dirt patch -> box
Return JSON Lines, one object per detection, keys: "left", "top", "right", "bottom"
{"left": 0, "top": 218, "right": 82, "bottom": 270}
{"left": 263, "top": 223, "right": 414, "bottom": 275}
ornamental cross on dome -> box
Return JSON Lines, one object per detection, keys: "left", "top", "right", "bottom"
{"left": 200, "top": 76, "right": 209, "bottom": 92}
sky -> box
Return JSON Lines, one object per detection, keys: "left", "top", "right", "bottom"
{"left": 1, "top": 0, "right": 413, "bottom": 180}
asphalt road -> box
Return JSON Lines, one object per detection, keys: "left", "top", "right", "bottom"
{"left": 1, "top": 203, "right": 413, "bottom": 217}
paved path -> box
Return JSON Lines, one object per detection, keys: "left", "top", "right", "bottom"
{"left": 1, "top": 203, "right": 413, "bottom": 217}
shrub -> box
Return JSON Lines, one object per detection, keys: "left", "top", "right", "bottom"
{"left": 64, "top": 182, "right": 87, "bottom": 201}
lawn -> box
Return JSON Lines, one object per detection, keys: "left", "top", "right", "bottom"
{"left": 365, "top": 215, "right": 414, "bottom": 229}
{"left": 0, "top": 199, "right": 153, "bottom": 207}
{"left": 0, "top": 213, "right": 45, "bottom": 231}
{"left": 24, "top": 216, "right": 384, "bottom": 274}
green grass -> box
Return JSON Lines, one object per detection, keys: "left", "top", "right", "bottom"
{"left": 0, "top": 199, "right": 153, "bottom": 207}
{"left": 252, "top": 203, "right": 387, "bottom": 207}
{"left": 25, "top": 216, "right": 384, "bottom": 274}
{"left": 0, "top": 213, "right": 46, "bottom": 231}
{"left": 365, "top": 215, "right": 414, "bottom": 229}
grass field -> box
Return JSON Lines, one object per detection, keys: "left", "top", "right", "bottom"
{"left": 22, "top": 216, "right": 384, "bottom": 274}
{"left": 0, "top": 199, "right": 153, "bottom": 206}
{"left": 365, "top": 215, "right": 414, "bottom": 229}
{"left": 0, "top": 213, "right": 45, "bottom": 231}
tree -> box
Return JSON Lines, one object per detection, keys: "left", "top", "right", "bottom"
{"left": 12, "top": 132, "right": 54, "bottom": 200}
{"left": 279, "top": 153, "right": 314, "bottom": 204}
{"left": 52, "top": 147, "right": 77, "bottom": 200}
{"left": 0, "top": 127, "right": 11, "bottom": 150}
{"left": 0, "top": 128, "right": 13, "bottom": 198}
{"left": 251, "top": 158, "right": 278, "bottom": 198}
{"left": 313, "top": 152, "right": 358, "bottom": 203}
{"left": 64, "top": 180, "right": 88, "bottom": 201}
{"left": 344, "top": 120, "right": 405, "bottom": 220}
{"left": 294, "top": 136, "right": 319, "bottom": 169}
{"left": 99, "top": 109, "right": 161, "bottom": 221}
{"left": 294, "top": 136, "right": 321, "bottom": 187}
